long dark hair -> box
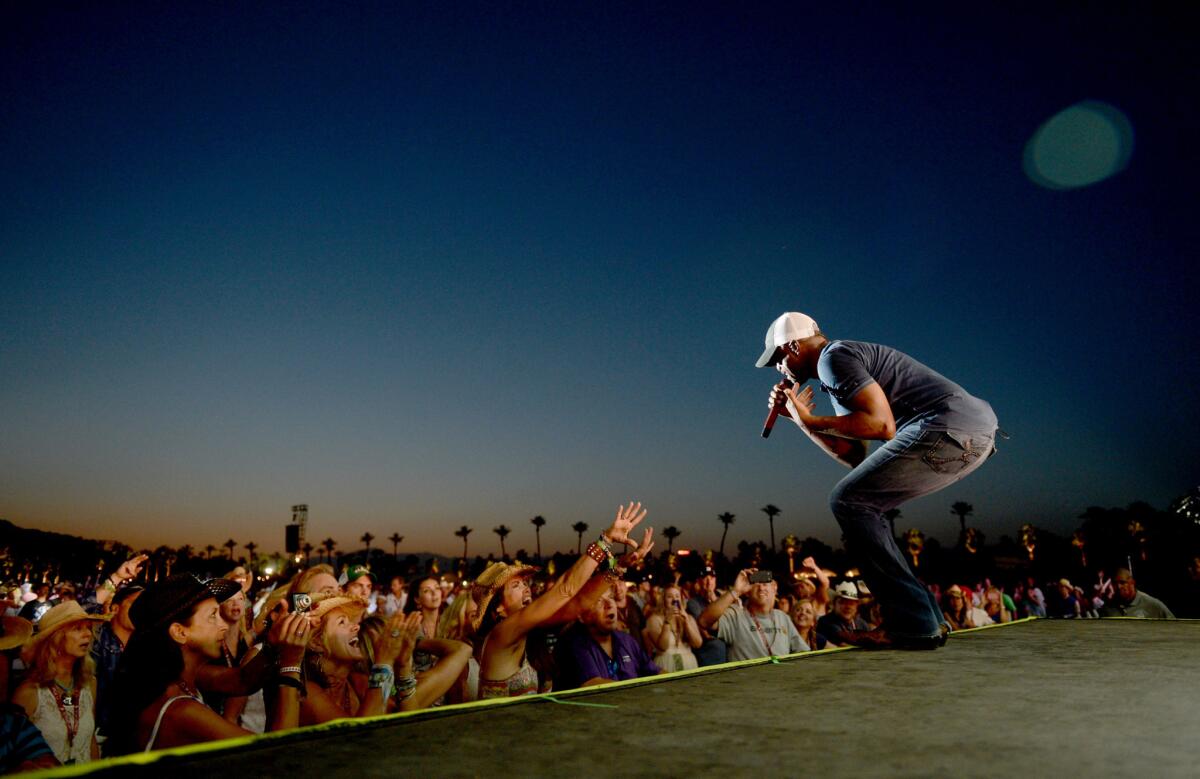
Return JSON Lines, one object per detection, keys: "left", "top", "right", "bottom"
{"left": 473, "top": 588, "right": 552, "bottom": 688}
{"left": 474, "top": 590, "right": 507, "bottom": 643}
{"left": 102, "top": 617, "right": 187, "bottom": 755}
{"left": 403, "top": 576, "right": 441, "bottom": 615}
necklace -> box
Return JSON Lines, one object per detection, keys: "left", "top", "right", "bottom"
{"left": 53, "top": 679, "right": 75, "bottom": 707}
{"left": 177, "top": 678, "right": 202, "bottom": 700}
{"left": 50, "top": 682, "right": 81, "bottom": 748}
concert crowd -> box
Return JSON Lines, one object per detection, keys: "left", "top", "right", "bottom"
{"left": 2, "top": 499, "right": 1198, "bottom": 773}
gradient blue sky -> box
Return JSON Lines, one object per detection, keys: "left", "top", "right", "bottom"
{"left": 2, "top": 3, "right": 1196, "bottom": 557}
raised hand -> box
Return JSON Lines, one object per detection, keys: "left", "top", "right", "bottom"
{"left": 617, "top": 527, "right": 655, "bottom": 569}
{"left": 115, "top": 554, "right": 149, "bottom": 583}
{"left": 374, "top": 612, "right": 421, "bottom": 667}
{"left": 272, "top": 612, "right": 312, "bottom": 666}
{"left": 733, "top": 569, "right": 755, "bottom": 597}
{"left": 605, "top": 502, "right": 648, "bottom": 547}
{"left": 783, "top": 384, "right": 816, "bottom": 423}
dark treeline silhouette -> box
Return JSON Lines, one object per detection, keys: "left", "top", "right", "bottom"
{"left": 3, "top": 492, "right": 1198, "bottom": 601}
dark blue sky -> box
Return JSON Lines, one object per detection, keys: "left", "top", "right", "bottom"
{"left": 2, "top": 3, "right": 1196, "bottom": 556}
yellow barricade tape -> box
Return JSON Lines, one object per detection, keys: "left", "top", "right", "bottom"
{"left": 27, "top": 616, "right": 1070, "bottom": 777}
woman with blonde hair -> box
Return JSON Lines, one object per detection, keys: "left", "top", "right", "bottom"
{"left": 790, "top": 598, "right": 827, "bottom": 651}
{"left": 435, "top": 592, "right": 479, "bottom": 702}
{"left": 302, "top": 597, "right": 406, "bottom": 722}
{"left": 13, "top": 602, "right": 107, "bottom": 763}
{"left": 302, "top": 596, "right": 466, "bottom": 722}
{"left": 643, "top": 584, "right": 701, "bottom": 672}
{"left": 982, "top": 585, "right": 1013, "bottom": 624}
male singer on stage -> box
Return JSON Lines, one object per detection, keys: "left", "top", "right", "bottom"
{"left": 757, "top": 312, "right": 998, "bottom": 649}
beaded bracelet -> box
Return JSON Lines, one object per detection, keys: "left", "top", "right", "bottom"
{"left": 393, "top": 674, "right": 418, "bottom": 701}
{"left": 279, "top": 665, "right": 303, "bottom": 675}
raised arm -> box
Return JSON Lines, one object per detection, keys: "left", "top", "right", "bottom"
{"left": 91, "top": 554, "right": 148, "bottom": 610}
{"left": 698, "top": 569, "right": 752, "bottom": 632}
{"left": 495, "top": 502, "right": 647, "bottom": 644}
{"left": 264, "top": 613, "right": 308, "bottom": 732}
{"left": 549, "top": 528, "right": 656, "bottom": 626}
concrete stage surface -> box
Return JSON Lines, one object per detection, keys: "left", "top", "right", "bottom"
{"left": 47, "top": 619, "right": 1198, "bottom": 778}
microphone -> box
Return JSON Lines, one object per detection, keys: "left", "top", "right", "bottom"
{"left": 761, "top": 379, "right": 794, "bottom": 438}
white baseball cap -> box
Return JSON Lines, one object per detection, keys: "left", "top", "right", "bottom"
{"left": 754, "top": 312, "right": 820, "bottom": 368}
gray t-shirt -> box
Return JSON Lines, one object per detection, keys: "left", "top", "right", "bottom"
{"left": 717, "top": 603, "right": 808, "bottom": 661}
{"left": 1098, "top": 591, "right": 1174, "bottom": 619}
{"left": 817, "top": 340, "right": 997, "bottom": 434}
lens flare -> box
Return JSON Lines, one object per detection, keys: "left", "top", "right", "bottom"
{"left": 1023, "top": 100, "right": 1134, "bottom": 189}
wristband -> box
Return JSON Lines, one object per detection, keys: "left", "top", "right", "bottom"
{"left": 276, "top": 675, "right": 306, "bottom": 697}
{"left": 279, "top": 665, "right": 303, "bottom": 675}
{"left": 102, "top": 578, "right": 117, "bottom": 594}
{"left": 368, "top": 664, "right": 395, "bottom": 700}
{"left": 585, "top": 541, "right": 607, "bottom": 565}
{"left": 591, "top": 535, "right": 619, "bottom": 573}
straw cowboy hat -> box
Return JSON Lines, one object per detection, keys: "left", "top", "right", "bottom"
{"left": 471, "top": 561, "right": 539, "bottom": 632}
{"left": 306, "top": 595, "right": 368, "bottom": 623}
{"left": 1, "top": 616, "right": 34, "bottom": 652}
{"left": 21, "top": 601, "right": 108, "bottom": 660}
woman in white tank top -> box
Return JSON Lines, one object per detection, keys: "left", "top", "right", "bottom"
{"left": 13, "top": 602, "right": 107, "bottom": 764}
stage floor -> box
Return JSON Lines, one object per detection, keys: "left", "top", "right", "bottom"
{"left": 58, "top": 619, "right": 1199, "bottom": 778}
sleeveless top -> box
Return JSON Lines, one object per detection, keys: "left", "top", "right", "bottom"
{"left": 144, "top": 691, "right": 204, "bottom": 753}
{"left": 477, "top": 632, "right": 540, "bottom": 699}
{"left": 478, "top": 659, "right": 539, "bottom": 699}
{"left": 650, "top": 616, "right": 698, "bottom": 673}
{"left": 31, "top": 685, "right": 96, "bottom": 764}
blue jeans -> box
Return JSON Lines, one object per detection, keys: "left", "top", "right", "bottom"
{"left": 830, "top": 424, "right": 995, "bottom": 639}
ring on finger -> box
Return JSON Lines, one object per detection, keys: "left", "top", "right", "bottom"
{"left": 390, "top": 629, "right": 402, "bottom": 638}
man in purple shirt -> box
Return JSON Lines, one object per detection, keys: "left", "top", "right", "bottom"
{"left": 554, "top": 588, "right": 660, "bottom": 690}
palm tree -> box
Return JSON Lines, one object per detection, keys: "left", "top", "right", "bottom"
{"left": 205, "top": 544, "right": 216, "bottom": 560}
{"left": 244, "top": 542, "right": 258, "bottom": 567}
{"left": 663, "top": 526, "right": 681, "bottom": 553}
{"left": 388, "top": 533, "right": 403, "bottom": 559}
{"left": 322, "top": 538, "right": 337, "bottom": 564}
{"left": 224, "top": 539, "right": 237, "bottom": 560}
{"left": 717, "top": 512, "right": 736, "bottom": 556}
{"left": 951, "top": 502, "right": 974, "bottom": 536}
{"left": 760, "top": 504, "right": 781, "bottom": 554}
{"left": 494, "top": 525, "right": 511, "bottom": 559}
{"left": 153, "top": 546, "right": 173, "bottom": 579}
{"left": 571, "top": 522, "right": 589, "bottom": 554}
{"left": 361, "top": 532, "right": 375, "bottom": 564}
{"left": 884, "top": 508, "right": 902, "bottom": 537}
{"left": 301, "top": 542, "right": 314, "bottom": 564}
{"left": 530, "top": 516, "right": 546, "bottom": 560}
{"left": 454, "top": 526, "right": 474, "bottom": 562}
